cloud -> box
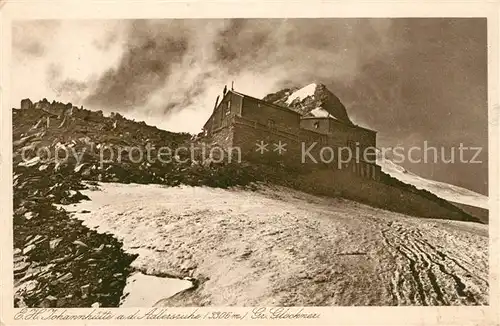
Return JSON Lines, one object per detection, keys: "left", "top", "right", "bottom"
{"left": 13, "top": 18, "right": 408, "bottom": 130}
{"left": 13, "top": 20, "right": 60, "bottom": 58}
{"left": 11, "top": 20, "right": 126, "bottom": 106}
{"left": 53, "top": 79, "right": 89, "bottom": 101}
{"left": 79, "top": 19, "right": 409, "bottom": 134}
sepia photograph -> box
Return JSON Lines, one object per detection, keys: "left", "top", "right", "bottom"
{"left": 1, "top": 2, "right": 498, "bottom": 323}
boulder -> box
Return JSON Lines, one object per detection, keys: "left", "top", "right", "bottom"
{"left": 21, "top": 99, "right": 34, "bottom": 110}
{"left": 49, "top": 238, "right": 62, "bottom": 249}
{"left": 56, "top": 272, "right": 73, "bottom": 283}
{"left": 41, "top": 295, "right": 58, "bottom": 308}
{"left": 16, "top": 279, "right": 38, "bottom": 293}
{"left": 80, "top": 284, "right": 90, "bottom": 298}
{"left": 14, "top": 261, "right": 30, "bottom": 276}
{"left": 23, "top": 244, "right": 36, "bottom": 255}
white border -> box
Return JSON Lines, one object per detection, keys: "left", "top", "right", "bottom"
{"left": 1, "top": 1, "right": 499, "bottom": 325}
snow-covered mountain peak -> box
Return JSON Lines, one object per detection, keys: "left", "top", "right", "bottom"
{"left": 263, "top": 83, "right": 353, "bottom": 125}
{"left": 285, "top": 83, "right": 319, "bottom": 105}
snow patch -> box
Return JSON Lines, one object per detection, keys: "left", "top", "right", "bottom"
{"left": 286, "top": 83, "right": 318, "bottom": 104}
{"left": 310, "top": 107, "right": 332, "bottom": 118}
{"left": 120, "top": 272, "right": 193, "bottom": 307}
{"left": 61, "top": 182, "right": 488, "bottom": 305}
{"left": 376, "top": 154, "right": 488, "bottom": 209}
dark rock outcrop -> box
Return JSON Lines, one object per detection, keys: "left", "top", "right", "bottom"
{"left": 21, "top": 99, "right": 33, "bottom": 110}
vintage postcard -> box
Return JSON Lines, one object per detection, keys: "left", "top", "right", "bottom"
{"left": 0, "top": 0, "right": 499, "bottom": 325}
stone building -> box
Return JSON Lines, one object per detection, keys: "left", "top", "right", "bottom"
{"left": 202, "top": 85, "right": 381, "bottom": 180}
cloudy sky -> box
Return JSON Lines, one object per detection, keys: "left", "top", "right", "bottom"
{"left": 12, "top": 18, "right": 488, "bottom": 194}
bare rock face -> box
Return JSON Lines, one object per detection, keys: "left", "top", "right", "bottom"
{"left": 21, "top": 99, "right": 34, "bottom": 110}
{"left": 263, "top": 83, "right": 353, "bottom": 125}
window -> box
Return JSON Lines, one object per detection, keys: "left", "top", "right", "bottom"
{"left": 267, "top": 119, "right": 275, "bottom": 129}
{"left": 225, "top": 101, "right": 231, "bottom": 116}
{"left": 314, "top": 122, "right": 320, "bottom": 129}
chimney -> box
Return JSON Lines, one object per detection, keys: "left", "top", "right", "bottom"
{"left": 231, "top": 81, "right": 234, "bottom": 90}
{"left": 214, "top": 95, "right": 220, "bottom": 110}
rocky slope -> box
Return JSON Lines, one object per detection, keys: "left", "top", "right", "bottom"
{"left": 12, "top": 99, "right": 267, "bottom": 308}
{"left": 13, "top": 173, "right": 138, "bottom": 308}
